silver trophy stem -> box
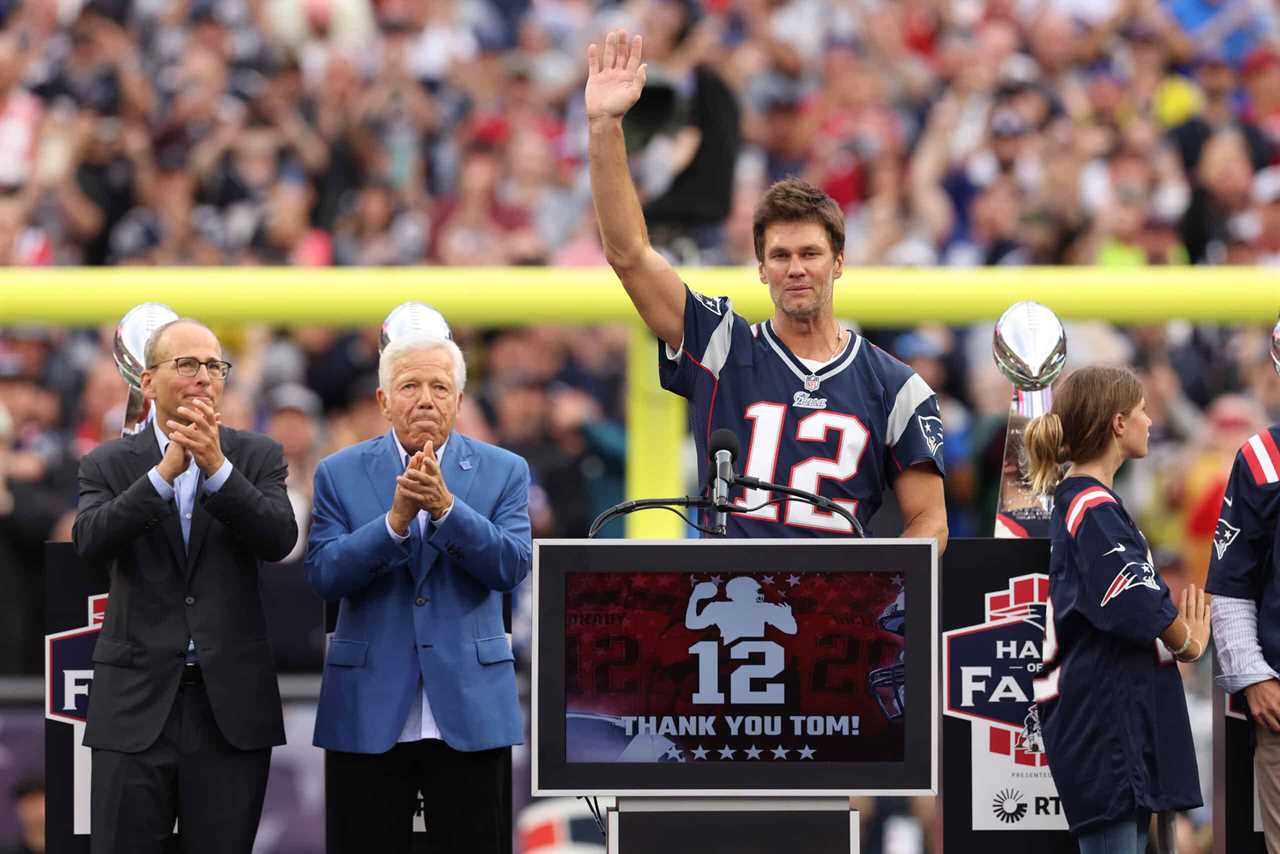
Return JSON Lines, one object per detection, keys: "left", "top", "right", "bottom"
{"left": 995, "top": 388, "right": 1054, "bottom": 537}
{"left": 992, "top": 302, "right": 1067, "bottom": 539}
{"left": 121, "top": 387, "right": 153, "bottom": 436}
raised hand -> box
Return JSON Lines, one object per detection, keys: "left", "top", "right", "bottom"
{"left": 691, "top": 581, "right": 719, "bottom": 599}
{"left": 1177, "top": 583, "right": 1211, "bottom": 662}
{"left": 585, "top": 30, "right": 646, "bottom": 122}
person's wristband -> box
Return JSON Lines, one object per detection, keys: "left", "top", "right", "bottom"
{"left": 1176, "top": 638, "right": 1203, "bottom": 663}
{"left": 1166, "top": 619, "right": 1192, "bottom": 657}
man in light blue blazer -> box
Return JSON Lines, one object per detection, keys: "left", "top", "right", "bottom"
{"left": 305, "top": 333, "right": 531, "bottom": 854}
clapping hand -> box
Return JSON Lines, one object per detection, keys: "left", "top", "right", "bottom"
{"left": 167, "top": 398, "right": 225, "bottom": 476}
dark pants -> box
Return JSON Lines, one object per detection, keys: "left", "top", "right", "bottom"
{"left": 90, "top": 669, "right": 271, "bottom": 854}
{"left": 326, "top": 739, "right": 509, "bottom": 854}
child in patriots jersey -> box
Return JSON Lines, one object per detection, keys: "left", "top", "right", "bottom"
{"left": 585, "top": 29, "right": 947, "bottom": 544}
{"left": 1205, "top": 335, "right": 1280, "bottom": 850}
{"left": 1024, "top": 366, "right": 1210, "bottom": 854}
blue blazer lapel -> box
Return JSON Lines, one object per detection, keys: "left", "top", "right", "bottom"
{"left": 364, "top": 432, "right": 403, "bottom": 520}
{"left": 413, "top": 433, "right": 474, "bottom": 582}
{"left": 442, "top": 432, "right": 477, "bottom": 509}
{"left": 369, "top": 431, "right": 436, "bottom": 583}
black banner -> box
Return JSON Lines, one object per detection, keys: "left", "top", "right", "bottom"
{"left": 941, "top": 538, "right": 1075, "bottom": 851}
{"left": 1215, "top": 687, "right": 1266, "bottom": 853}
{"left": 44, "top": 542, "right": 108, "bottom": 854}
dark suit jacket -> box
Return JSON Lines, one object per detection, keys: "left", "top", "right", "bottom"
{"left": 72, "top": 425, "right": 298, "bottom": 753}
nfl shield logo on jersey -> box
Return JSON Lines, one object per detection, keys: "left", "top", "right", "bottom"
{"left": 803, "top": 375, "right": 820, "bottom": 392}
{"left": 1213, "top": 517, "right": 1240, "bottom": 560}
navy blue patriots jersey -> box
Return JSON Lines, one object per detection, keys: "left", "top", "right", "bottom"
{"left": 1206, "top": 426, "right": 1280, "bottom": 673}
{"left": 1032, "top": 476, "right": 1200, "bottom": 834}
{"left": 659, "top": 286, "right": 945, "bottom": 538}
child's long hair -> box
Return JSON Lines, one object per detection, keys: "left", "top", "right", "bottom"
{"left": 1024, "top": 366, "right": 1144, "bottom": 495}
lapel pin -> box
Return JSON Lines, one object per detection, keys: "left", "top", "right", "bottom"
{"left": 460, "top": 459, "right": 473, "bottom": 470}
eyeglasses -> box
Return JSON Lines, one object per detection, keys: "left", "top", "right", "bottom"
{"left": 149, "top": 357, "right": 233, "bottom": 380}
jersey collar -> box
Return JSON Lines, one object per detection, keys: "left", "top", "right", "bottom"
{"left": 760, "top": 320, "right": 862, "bottom": 388}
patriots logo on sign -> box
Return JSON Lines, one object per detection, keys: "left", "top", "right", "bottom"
{"left": 918, "top": 415, "right": 943, "bottom": 457}
{"left": 692, "top": 291, "right": 724, "bottom": 316}
{"left": 1099, "top": 561, "right": 1159, "bottom": 608}
{"left": 1213, "top": 518, "right": 1240, "bottom": 560}
{"left": 943, "top": 574, "right": 1051, "bottom": 768}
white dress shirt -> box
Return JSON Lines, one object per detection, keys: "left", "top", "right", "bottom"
{"left": 1212, "top": 594, "right": 1280, "bottom": 694}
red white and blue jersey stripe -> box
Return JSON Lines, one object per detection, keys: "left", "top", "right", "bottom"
{"left": 1034, "top": 476, "right": 1199, "bottom": 835}
{"left": 659, "top": 286, "right": 944, "bottom": 538}
{"left": 1241, "top": 427, "right": 1280, "bottom": 486}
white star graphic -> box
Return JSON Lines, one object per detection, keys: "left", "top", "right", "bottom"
{"left": 745, "top": 745, "right": 762, "bottom": 759}
{"left": 787, "top": 574, "right": 801, "bottom": 587}
{"left": 691, "top": 745, "right": 709, "bottom": 760}
{"left": 718, "top": 745, "right": 736, "bottom": 760}
{"left": 771, "top": 745, "right": 789, "bottom": 760}
{"left": 762, "top": 574, "right": 775, "bottom": 585}
{"left": 665, "top": 746, "right": 683, "bottom": 761}
{"left": 799, "top": 745, "right": 816, "bottom": 759}
{"left": 709, "top": 575, "right": 723, "bottom": 585}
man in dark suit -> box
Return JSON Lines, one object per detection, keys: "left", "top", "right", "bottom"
{"left": 73, "top": 318, "right": 297, "bottom": 854}
{"left": 306, "top": 333, "right": 531, "bottom": 854}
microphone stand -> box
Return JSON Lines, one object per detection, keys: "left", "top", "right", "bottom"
{"left": 587, "top": 480, "right": 865, "bottom": 539}
{"left": 730, "top": 475, "right": 866, "bottom": 538}
{"left": 587, "top": 496, "right": 717, "bottom": 539}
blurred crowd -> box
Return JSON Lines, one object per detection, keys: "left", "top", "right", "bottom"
{"left": 0, "top": 0, "right": 1276, "bottom": 266}
{"left": 2, "top": 0, "right": 1280, "bottom": 850}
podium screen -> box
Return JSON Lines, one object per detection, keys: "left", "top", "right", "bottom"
{"left": 564, "top": 570, "right": 904, "bottom": 764}
{"left": 533, "top": 540, "right": 937, "bottom": 796}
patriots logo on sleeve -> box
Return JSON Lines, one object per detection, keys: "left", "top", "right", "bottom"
{"left": 1213, "top": 517, "right": 1241, "bottom": 560}
{"left": 691, "top": 291, "right": 725, "bottom": 316}
{"left": 1099, "top": 561, "right": 1160, "bottom": 608}
{"left": 918, "top": 415, "right": 944, "bottom": 456}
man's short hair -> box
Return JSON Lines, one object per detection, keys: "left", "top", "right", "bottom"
{"left": 379, "top": 335, "right": 467, "bottom": 394}
{"left": 751, "top": 177, "right": 846, "bottom": 262}
{"left": 143, "top": 318, "right": 219, "bottom": 370}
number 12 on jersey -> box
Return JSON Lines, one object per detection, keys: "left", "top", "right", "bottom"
{"left": 733, "top": 402, "right": 870, "bottom": 533}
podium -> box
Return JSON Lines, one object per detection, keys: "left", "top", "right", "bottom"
{"left": 531, "top": 539, "right": 936, "bottom": 852}
{"left": 609, "top": 798, "right": 858, "bottom": 853}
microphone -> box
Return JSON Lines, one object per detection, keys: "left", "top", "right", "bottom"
{"left": 708, "top": 429, "right": 740, "bottom": 536}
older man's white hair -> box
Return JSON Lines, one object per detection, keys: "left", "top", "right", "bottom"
{"left": 378, "top": 334, "right": 467, "bottom": 394}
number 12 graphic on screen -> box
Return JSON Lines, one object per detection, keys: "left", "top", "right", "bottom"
{"left": 733, "top": 403, "right": 869, "bottom": 532}
{"left": 686, "top": 577, "right": 798, "bottom": 704}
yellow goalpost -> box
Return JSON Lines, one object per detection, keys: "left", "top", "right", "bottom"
{"left": 3, "top": 265, "right": 1277, "bottom": 536}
